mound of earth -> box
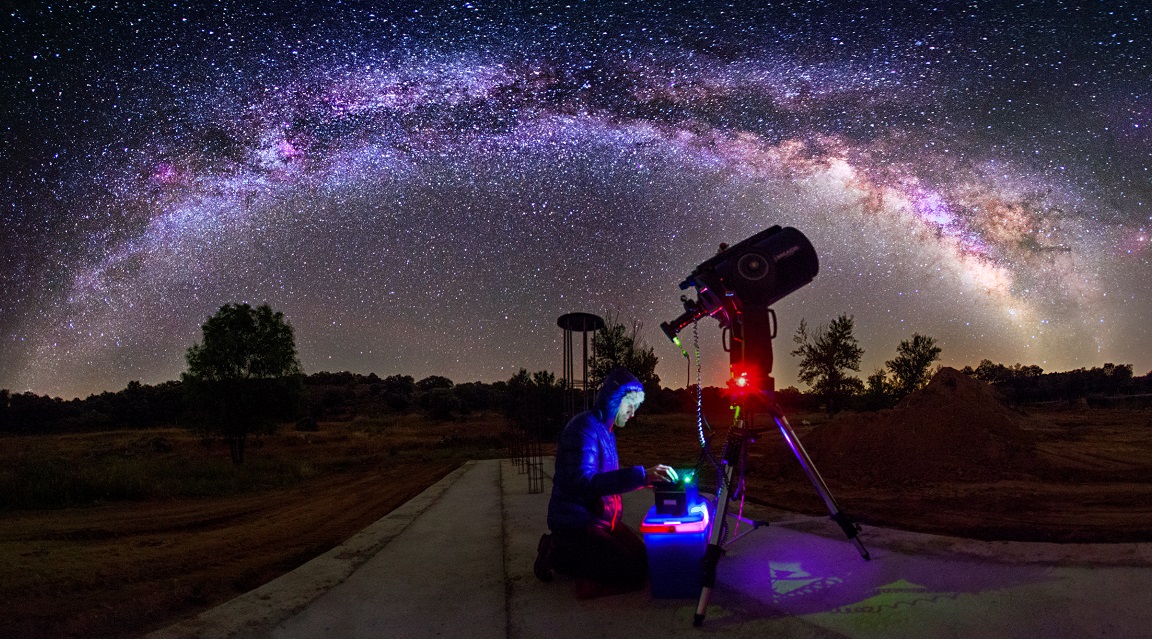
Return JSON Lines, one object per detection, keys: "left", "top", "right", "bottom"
{"left": 792, "top": 367, "right": 1041, "bottom": 484}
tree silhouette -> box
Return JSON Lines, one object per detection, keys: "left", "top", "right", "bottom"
{"left": 862, "top": 368, "right": 896, "bottom": 410}
{"left": 183, "top": 303, "right": 303, "bottom": 463}
{"left": 589, "top": 313, "right": 660, "bottom": 392}
{"left": 885, "top": 333, "right": 942, "bottom": 398}
{"left": 791, "top": 314, "right": 864, "bottom": 415}
{"left": 381, "top": 374, "right": 416, "bottom": 412}
{"left": 503, "top": 368, "right": 566, "bottom": 439}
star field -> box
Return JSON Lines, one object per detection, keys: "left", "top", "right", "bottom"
{"left": 3, "top": 1, "right": 1150, "bottom": 399}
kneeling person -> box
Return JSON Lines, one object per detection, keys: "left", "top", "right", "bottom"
{"left": 534, "top": 368, "right": 676, "bottom": 594}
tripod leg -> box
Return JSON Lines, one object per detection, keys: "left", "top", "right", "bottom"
{"left": 772, "top": 410, "right": 871, "bottom": 561}
{"left": 694, "top": 430, "right": 741, "bottom": 627}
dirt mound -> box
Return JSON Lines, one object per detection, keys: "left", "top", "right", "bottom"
{"left": 795, "top": 367, "right": 1040, "bottom": 484}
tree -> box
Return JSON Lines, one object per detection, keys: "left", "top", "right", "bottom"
{"left": 862, "top": 368, "right": 896, "bottom": 410}
{"left": 416, "top": 375, "right": 454, "bottom": 393}
{"left": 381, "top": 374, "right": 416, "bottom": 412}
{"left": 790, "top": 314, "right": 864, "bottom": 415}
{"left": 532, "top": 370, "right": 557, "bottom": 388}
{"left": 589, "top": 313, "right": 660, "bottom": 392}
{"left": 503, "top": 368, "right": 566, "bottom": 439}
{"left": 885, "top": 333, "right": 942, "bottom": 399}
{"left": 183, "top": 303, "right": 303, "bottom": 463}
{"left": 422, "top": 387, "right": 462, "bottom": 420}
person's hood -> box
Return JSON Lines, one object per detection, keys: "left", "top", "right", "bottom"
{"left": 593, "top": 368, "right": 644, "bottom": 427}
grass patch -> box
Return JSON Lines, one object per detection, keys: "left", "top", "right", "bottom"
{"left": 0, "top": 454, "right": 316, "bottom": 510}
{"left": 0, "top": 411, "right": 513, "bottom": 511}
{"left": 348, "top": 414, "right": 396, "bottom": 434}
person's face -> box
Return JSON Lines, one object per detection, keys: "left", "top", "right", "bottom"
{"left": 614, "top": 398, "right": 640, "bottom": 428}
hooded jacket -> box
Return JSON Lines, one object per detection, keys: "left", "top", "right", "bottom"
{"left": 547, "top": 368, "right": 648, "bottom": 531}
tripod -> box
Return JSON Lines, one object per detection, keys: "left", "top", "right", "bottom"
{"left": 690, "top": 300, "right": 871, "bottom": 625}
{"left": 693, "top": 397, "right": 870, "bottom": 626}
{"left": 657, "top": 226, "right": 870, "bottom": 626}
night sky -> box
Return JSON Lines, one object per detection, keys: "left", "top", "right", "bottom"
{"left": 3, "top": 1, "right": 1149, "bottom": 400}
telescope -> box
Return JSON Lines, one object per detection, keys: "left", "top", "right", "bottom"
{"left": 659, "top": 224, "right": 869, "bottom": 627}
{"left": 660, "top": 225, "right": 818, "bottom": 398}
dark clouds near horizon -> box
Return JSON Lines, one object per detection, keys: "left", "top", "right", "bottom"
{"left": 3, "top": 1, "right": 1150, "bottom": 399}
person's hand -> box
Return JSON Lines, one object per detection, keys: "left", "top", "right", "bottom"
{"left": 646, "top": 464, "right": 678, "bottom": 484}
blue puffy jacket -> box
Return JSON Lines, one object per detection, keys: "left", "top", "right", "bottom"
{"left": 547, "top": 368, "right": 648, "bottom": 531}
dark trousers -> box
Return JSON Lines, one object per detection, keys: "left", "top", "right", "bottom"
{"left": 550, "top": 523, "right": 648, "bottom": 588}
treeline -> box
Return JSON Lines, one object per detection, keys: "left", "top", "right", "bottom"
{"left": 960, "top": 360, "right": 1152, "bottom": 404}
{"left": 0, "top": 369, "right": 691, "bottom": 437}
{"left": 274, "top": 369, "right": 701, "bottom": 439}
{"left": 4, "top": 361, "right": 1150, "bottom": 436}
{"left": 0, "top": 381, "right": 186, "bottom": 435}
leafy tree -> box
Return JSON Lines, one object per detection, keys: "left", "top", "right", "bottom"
{"left": 0, "top": 389, "right": 9, "bottom": 433}
{"left": 183, "top": 303, "right": 303, "bottom": 463}
{"left": 381, "top": 374, "right": 415, "bottom": 395}
{"left": 504, "top": 368, "right": 566, "bottom": 439}
{"left": 454, "top": 381, "right": 494, "bottom": 412}
{"left": 885, "top": 333, "right": 942, "bottom": 398}
{"left": 862, "top": 368, "right": 896, "bottom": 410}
{"left": 382, "top": 374, "right": 416, "bottom": 412}
{"left": 508, "top": 368, "right": 532, "bottom": 388}
{"left": 532, "top": 370, "right": 557, "bottom": 388}
{"left": 790, "top": 314, "right": 864, "bottom": 415}
{"left": 423, "top": 387, "right": 462, "bottom": 420}
{"left": 589, "top": 313, "right": 660, "bottom": 392}
{"left": 416, "top": 375, "right": 454, "bottom": 392}
{"left": 414, "top": 376, "right": 457, "bottom": 418}
{"left": 1102, "top": 363, "right": 1133, "bottom": 383}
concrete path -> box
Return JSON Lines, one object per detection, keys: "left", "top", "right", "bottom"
{"left": 154, "top": 458, "right": 1152, "bottom": 638}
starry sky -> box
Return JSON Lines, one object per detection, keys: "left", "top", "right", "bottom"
{"left": 3, "top": 1, "right": 1150, "bottom": 400}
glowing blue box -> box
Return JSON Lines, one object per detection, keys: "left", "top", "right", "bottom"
{"left": 640, "top": 499, "right": 711, "bottom": 598}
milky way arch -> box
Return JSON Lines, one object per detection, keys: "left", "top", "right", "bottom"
{"left": 3, "top": 1, "right": 1149, "bottom": 398}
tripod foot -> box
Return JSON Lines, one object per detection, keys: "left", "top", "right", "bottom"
{"left": 693, "top": 613, "right": 704, "bottom": 627}
{"left": 830, "top": 511, "right": 871, "bottom": 560}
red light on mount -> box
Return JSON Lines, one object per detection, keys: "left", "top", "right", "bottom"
{"left": 725, "top": 370, "right": 752, "bottom": 398}
{"left": 725, "top": 365, "right": 770, "bottom": 399}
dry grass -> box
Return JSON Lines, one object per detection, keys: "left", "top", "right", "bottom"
{"left": 0, "top": 413, "right": 509, "bottom": 637}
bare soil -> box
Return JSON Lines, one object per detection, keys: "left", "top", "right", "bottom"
{"left": 4, "top": 374, "right": 1152, "bottom": 637}
{"left": 620, "top": 369, "right": 1152, "bottom": 544}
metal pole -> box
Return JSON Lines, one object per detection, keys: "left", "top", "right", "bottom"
{"left": 694, "top": 422, "right": 743, "bottom": 627}
{"left": 771, "top": 410, "right": 870, "bottom": 560}
{"left": 581, "top": 325, "right": 590, "bottom": 410}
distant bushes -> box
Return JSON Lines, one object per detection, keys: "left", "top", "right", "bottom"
{"left": 959, "top": 361, "right": 1148, "bottom": 404}
{"left": 0, "top": 369, "right": 810, "bottom": 437}
{"left": 0, "top": 381, "right": 184, "bottom": 435}
{"left": 6, "top": 363, "right": 1150, "bottom": 437}
{"left": 303, "top": 372, "right": 491, "bottom": 422}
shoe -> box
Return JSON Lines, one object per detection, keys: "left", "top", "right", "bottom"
{"left": 534, "top": 534, "right": 554, "bottom": 582}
